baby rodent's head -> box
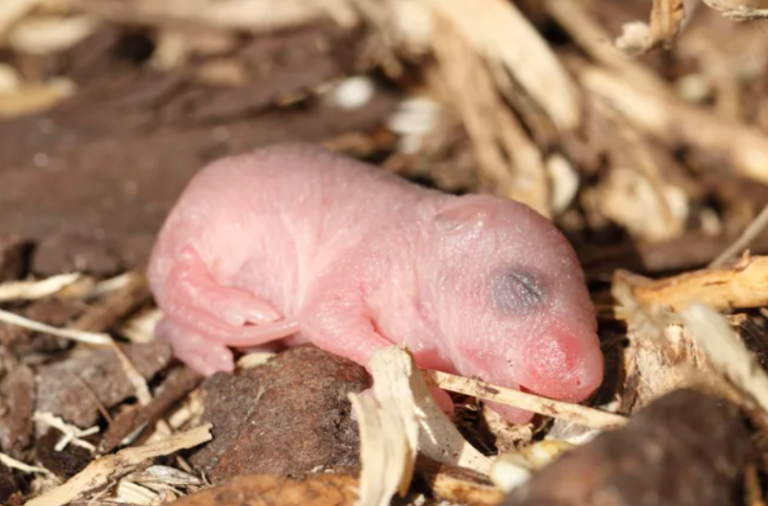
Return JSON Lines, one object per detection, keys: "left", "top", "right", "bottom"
{"left": 418, "top": 194, "right": 604, "bottom": 421}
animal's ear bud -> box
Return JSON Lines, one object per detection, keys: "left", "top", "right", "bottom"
{"left": 431, "top": 195, "right": 495, "bottom": 237}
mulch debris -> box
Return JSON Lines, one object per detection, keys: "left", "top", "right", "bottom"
{"left": 3, "top": 0, "right": 768, "bottom": 505}
{"left": 504, "top": 388, "right": 756, "bottom": 506}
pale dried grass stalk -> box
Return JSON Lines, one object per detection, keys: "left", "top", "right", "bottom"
{"left": 428, "top": 13, "right": 551, "bottom": 217}
{"left": 0, "top": 451, "right": 55, "bottom": 477}
{"left": 710, "top": 204, "right": 768, "bottom": 267}
{"left": 647, "top": 0, "right": 686, "bottom": 48}
{"left": 8, "top": 14, "right": 97, "bottom": 54}
{"left": 422, "top": 370, "right": 627, "bottom": 429}
{"left": 580, "top": 66, "right": 768, "bottom": 186}
{"left": 349, "top": 393, "right": 413, "bottom": 506}
{"left": 0, "top": 307, "right": 112, "bottom": 345}
{"left": 0, "top": 78, "right": 76, "bottom": 118}
{"left": 430, "top": 473, "right": 505, "bottom": 506}
{"left": 0, "top": 273, "right": 81, "bottom": 302}
{"left": 25, "top": 424, "right": 212, "bottom": 506}
{"left": 351, "top": 345, "right": 491, "bottom": 506}
{"left": 679, "top": 304, "right": 768, "bottom": 420}
{"left": 422, "top": 0, "right": 580, "bottom": 131}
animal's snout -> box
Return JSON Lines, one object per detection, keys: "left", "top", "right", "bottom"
{"left": 516, "top": 329, "right": 604, "bottom": 402}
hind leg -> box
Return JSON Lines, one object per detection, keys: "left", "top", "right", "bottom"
{"left": 161, "top": 245, "right": 300, "bottom": 346}
{"left": 156, "top": 318, "right": 236, "bottom": 375}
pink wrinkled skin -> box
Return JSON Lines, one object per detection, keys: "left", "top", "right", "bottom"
{"left": 148, "top": 143, "right": 604, "bottom": 423}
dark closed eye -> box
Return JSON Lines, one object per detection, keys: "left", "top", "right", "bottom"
{"left": 490, "top": 268, "right": 544, "bottom": 314}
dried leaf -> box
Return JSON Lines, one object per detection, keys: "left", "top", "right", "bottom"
{"left": 351, "top": 346, "right": 492, "bottom": 506}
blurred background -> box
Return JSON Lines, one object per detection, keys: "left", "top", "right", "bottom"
{"left": 2, "top": 0, "right": 768, "bottom": 286}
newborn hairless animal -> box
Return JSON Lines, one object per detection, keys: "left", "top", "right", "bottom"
{"left": 147, "top": 143, "right": 604, "bottom": 423}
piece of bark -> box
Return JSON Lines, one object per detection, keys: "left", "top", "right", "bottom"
{"left": 170, "top": 473, "right": 359, "bottom": 506}
{"left": 35, "top": 341, "right": 172, "bottom": 428}
{"left": 189, "top": 344, "right": 370, "bottom": 482}
{"left": 0, "top": 237, "right": 31, "bottom": 282}
{"left": 98, "top": 366, "right": 203, "bottom": 454}
{"left": 504, "top": 388, "right": 755, "bottom": 506}
{"left": 0, "top": 365, "right": 35, "bottom": 459}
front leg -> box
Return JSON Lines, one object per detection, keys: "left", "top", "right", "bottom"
{"left": 300, "top": 285, "right": 456, "bottom": 415}
{"left": 300, "top": 287, "right": 394, "bottom": 366}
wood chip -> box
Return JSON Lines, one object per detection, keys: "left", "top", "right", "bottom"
{"left": 616, "top": 254, "right": 768, "bottom": 312}
{"left": 24, "top": 424, "right": 212, "bottom": 506}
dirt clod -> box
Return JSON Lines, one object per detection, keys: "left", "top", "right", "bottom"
{"left": 35, "top": 427, "right": 93, "bottom": 479}
{"left": 190, "top": 345, "right": 370, "bottom": 482}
